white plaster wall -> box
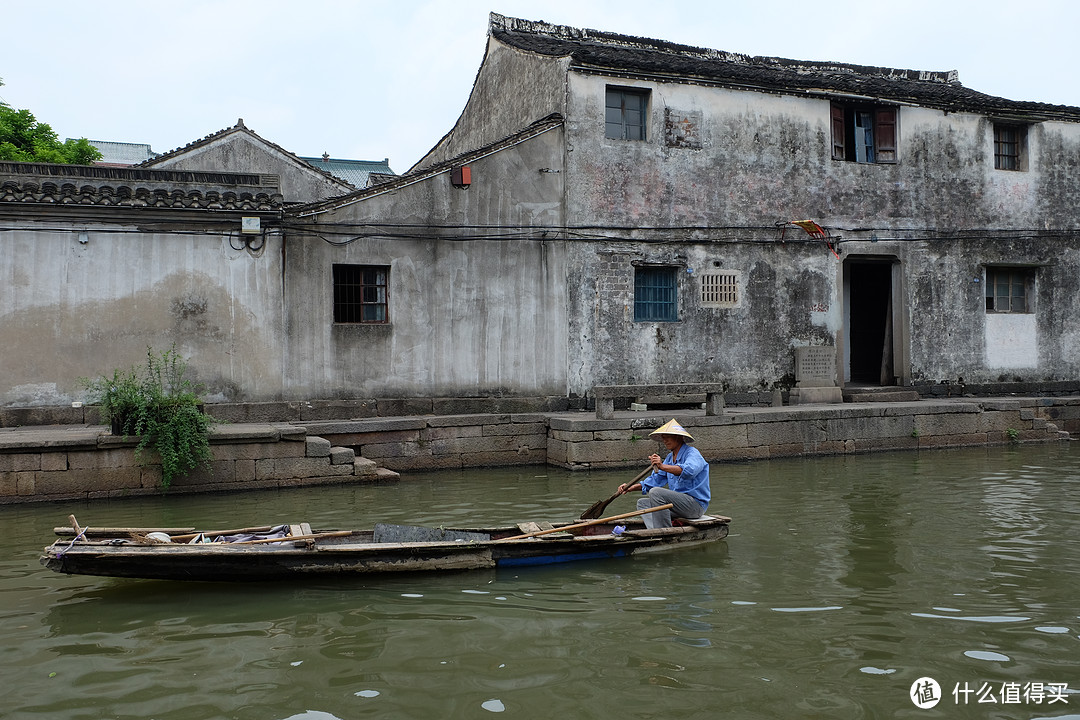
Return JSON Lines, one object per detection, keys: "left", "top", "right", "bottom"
{"left": 0, "top": 221, "right": 286, "bottom": 405}
{"left": 985, "top": 313, "right": 1037, "bottom": 369}
{"left": 282, "top": 128, "right": 570, "bottom": 399}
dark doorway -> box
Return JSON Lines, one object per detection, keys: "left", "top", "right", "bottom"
{"left": 847, "top": 261, "right": 894, "bottom": 385}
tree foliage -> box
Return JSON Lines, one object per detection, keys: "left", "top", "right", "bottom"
{"left": 0, "top": 78, "right": 103, "bottom": 164}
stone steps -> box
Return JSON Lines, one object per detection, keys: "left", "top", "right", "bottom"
{"left": 842, "top": 388, "right": 922, "bottom": 403}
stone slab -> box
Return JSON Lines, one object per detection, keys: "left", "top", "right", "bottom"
{"left": 788, "top": 387, "right": 844, "bottom": 405}
{"left": 305, "top": 437, "right": 332, "bottom": 458}
{"left": 329, "top": 447, "right": 356, "bottom": 465}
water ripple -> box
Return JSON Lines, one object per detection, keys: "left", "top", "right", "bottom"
{"left": 911, "top": 612, "right": 1031, "bottom": 623}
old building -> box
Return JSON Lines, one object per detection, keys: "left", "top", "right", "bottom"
{"left": 2, "top": 13, "right": 1079, "bottom": 412}
{"left": 281, "top": 13, "right": 1080, "bottom": 406}
{"left": 142, "top": 119, "right": 356, "bottom": 202}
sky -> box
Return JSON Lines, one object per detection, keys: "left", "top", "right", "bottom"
{"left": 2, "top": 0, "right": 1078, "bottom": 173}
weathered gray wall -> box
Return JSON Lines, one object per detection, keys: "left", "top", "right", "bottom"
{"left": 283, "top": 128, "right": 570, "bottom": 399}
{"left": 412, "top": 36, "right": 569, "bottom": 171}
{"left": 559, "top": 71, "right": 1080, "bottom": 394}
{"left": 566, "top": 242, "right": 837, "bottom": 396}
{"left": 0, "top": 222, "right": 286, "bottom": 406}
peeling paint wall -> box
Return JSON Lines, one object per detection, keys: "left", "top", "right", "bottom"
{"left": 0, "top": 223, "right": 285, "bottom": 406}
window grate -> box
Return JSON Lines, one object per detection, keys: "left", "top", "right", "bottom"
{"left": 700, "top": 271, "right": 739, "bottom": 307}
{"left": 994, "top": 124, "right": 1023, "bottom": 171}
{"left": 634, "top": 267, "right": 678, "bottom": 321}
{"left": 333, "top": 264, "right": 389, "bottom": 323}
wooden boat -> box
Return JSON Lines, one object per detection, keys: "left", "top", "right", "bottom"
{"left": 41, "top": 507, "right": 730, "bottom": 582}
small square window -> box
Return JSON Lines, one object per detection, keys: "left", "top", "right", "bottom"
{"left": 333, "top": 264, "right": 389, "bottom": 323}
{"left": 994, "top": 123, "right": 1026, "bottom": 171}
{"left": 606, "top": 87, "right": 649, "bottom": 141}
{"left": 634, "top": 266, "right": 678, "bottom": 321}
{"left": 985, "top": 267, "right": 1034, "bottom": 313}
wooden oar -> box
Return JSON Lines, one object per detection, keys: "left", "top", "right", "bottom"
{"left": 502, "top": 503, "right": 673, "bottom": 541}
{"left": 580, "top": 466, "right": 653, "bottom": 519}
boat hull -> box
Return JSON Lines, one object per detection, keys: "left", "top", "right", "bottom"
{"left": 41, "top": 519, "right": 729, "bottom": 582}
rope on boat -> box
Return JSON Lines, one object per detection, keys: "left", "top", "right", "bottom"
{"left": 55, "top": 527, "right": 89, "bottom": 558}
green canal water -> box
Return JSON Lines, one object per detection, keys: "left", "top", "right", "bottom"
{"left": 2, "top": 443, "right": 1079, "bottom": 720}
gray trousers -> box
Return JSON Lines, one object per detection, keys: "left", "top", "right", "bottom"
{"left": 636, "top": 487, "right": 705, "bottom": 529}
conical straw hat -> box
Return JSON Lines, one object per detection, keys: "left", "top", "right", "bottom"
{"left": 649, "top": 418, "right": 694, "bottom": 441}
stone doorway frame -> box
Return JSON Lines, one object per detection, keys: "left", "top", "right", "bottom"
{"left": 840, "top": 254, "right": 910, "bottom": 388}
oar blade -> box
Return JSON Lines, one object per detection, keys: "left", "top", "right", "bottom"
{"left": 579, "top": 494, "right": 617, "bottom": 520}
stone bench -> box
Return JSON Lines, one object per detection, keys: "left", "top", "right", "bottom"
{"left": 592, "top": 384, "right": 725, "bottom": 420}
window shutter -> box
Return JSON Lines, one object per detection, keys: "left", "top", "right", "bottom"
{"left": 875, "top": 108, "right": 896, "bottom": 163}
{"left": 831, "top": 105, "right": 846, "bottom": 160}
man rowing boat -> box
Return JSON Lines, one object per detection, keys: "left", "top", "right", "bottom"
{"left": 616, "top": 418, "right": 711, "bottom": 528}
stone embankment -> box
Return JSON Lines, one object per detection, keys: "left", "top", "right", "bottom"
{"left": 1, "top": 397, "right": 1075, "bottom": 504}
{"left": 0, "top": 423, "right": 398, "bottom": 504}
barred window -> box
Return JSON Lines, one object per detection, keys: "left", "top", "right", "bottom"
{"left": 634, "top": 266, "right": 678, "bottom": 322}
{"left": 333, "top": 264, "right": 389, "bottom": 324}
{"left": 700, "top": 271, "right": 739, "bottom": 308}
{"left": 994, "top": 123, "right": 1026, "bottom": 171}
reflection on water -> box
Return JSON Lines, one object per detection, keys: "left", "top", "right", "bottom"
{"left": 2, "top": 444, "right": 1079, "bottom": 719}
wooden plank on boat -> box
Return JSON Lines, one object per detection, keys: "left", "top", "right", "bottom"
{"left": 536, "top": 521, "right": 572, "bottom": 538}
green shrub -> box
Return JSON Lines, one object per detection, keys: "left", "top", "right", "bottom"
{"left": 82, "top": 346, "right": 216, "bottom": 488}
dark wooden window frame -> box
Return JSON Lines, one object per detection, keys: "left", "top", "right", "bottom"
{"left": 985, "top": 266, "right": 1035, "bottom": 314}
{"left": 831, "top": 103, "right": 897, "bottom": 163}
{"left": 606, "top": 86, "right": 649, "bottom": 141}
{"left": 993, "top": 123, "right": 1027, "bottom": 171}
{"left": 333, "top": 264, "right": 390, "bottom": 324}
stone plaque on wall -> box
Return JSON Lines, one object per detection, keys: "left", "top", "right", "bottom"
{"left": 794, "top": 346, "right": 837, "bottom": 388}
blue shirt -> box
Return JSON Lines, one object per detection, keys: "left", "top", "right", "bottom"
{"left": 642, "top": 443, "right": 710, "bottom": 511}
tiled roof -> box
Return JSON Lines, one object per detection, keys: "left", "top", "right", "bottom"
{"left": 0, "top": 161, "right": 283, "bottom": 211}
{"left": 142, "top": 119, "right": 354, "bottom": 189}
{"left": 299, "top": 156, "right": 396, "bottom": 188}
{"left": 490, "top": 13, "right": 1080, "bottom": 123}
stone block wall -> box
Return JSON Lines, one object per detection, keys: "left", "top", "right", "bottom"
{"left": 1, "top": 398, "right": 1074, "bottom": 504}
{"left": 303, "top": 414, "right": 550, "bottom": 472}
{"left": 547, "top": 399, "right": 1071, "bottom": 469}
{"left": 0, "top": 424, "right": 392, "bottom": 504}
